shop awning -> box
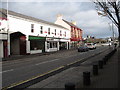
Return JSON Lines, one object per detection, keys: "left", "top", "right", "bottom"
{"left": 29, "top": 36, "right": 45, "bottom": 40}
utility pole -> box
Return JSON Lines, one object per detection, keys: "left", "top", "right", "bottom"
{"left": 6, "top": 0, "right": 10, "bottom": 57}
{"left": 111, "top": 22, "right": 115, "bottom": 45}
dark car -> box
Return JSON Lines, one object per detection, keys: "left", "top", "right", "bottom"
{"left": 78, "top": 45, "right": 89, "bottom": 52}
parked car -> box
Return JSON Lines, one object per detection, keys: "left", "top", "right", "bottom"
{"left": 86, "top": 43, "right": 96, "bottom": 49}
{"left": 102, "top": 43, "right": 111, "bottom": 46}
{"left": 78, "top": 45, "right": 89, "bottom": 52}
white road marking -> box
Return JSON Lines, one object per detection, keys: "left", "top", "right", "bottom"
{"left": 35, "top": 59, "right": 60, "bottom": 66}
{"left": 0, "top": 69, "right": 14, "bottom": 73}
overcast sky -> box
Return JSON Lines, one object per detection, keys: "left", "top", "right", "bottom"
{"left": 2, "top": 0, "right": 118, "bottom": 38}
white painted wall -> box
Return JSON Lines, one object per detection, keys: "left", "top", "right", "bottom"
{"left": 8, "top": 15, "right": 71, "bottom": 54}
{"left": 55, "top": 15, "right": 71, "bottom": 30}
{"left": 0, "top": 33, "right": 7, "bottom": 40}
{"left": 0, "top": 19, "right": 7, "bottom": 31}
{"left": 0, "top": 41, "right": 3, "bottom": 58}
{"left": 26, "top": 40, "right": 30, "bottom": 54}
{"left": 8, "top": 15, "right": 70, "bottom": 39}
{"left": 0, "top": 19, "right": 8, "bottom": 58}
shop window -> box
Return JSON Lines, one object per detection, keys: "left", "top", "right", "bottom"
{"left": 40, "top": 26, "right": 43, "bottom": 34}
{"left": 31, "top": 24, "right": 34, "bottom": 33}
{"left": 50, "top": 42, "right": 52, "bottom": 48}
{"left": 47, "top": 42, "right": 50, "bottom": 49}
{"left": 49, "top": 42, "right": 57, "bottom": 48}
{"left": 53, "top": 42, "right": 57, "bottom": 48}
{"left": 48, "top": 28, "right": 50, "bottom": 35}
{"left": 30, "top": 40, "right": 44, "bottom": 50}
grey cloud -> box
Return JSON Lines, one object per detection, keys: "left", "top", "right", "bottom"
{"left": 2, "top": 2, "right": 118, "bottom": 38}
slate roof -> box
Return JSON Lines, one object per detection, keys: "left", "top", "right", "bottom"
{"left": 0, "top": 8, "right": 68, "bottom": 30}
{"left": 62, "top": 19, "right": 82, "bottom": 30}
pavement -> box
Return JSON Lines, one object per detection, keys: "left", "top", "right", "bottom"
{"left": 2, "top": 49, "right": 75, "bottom": 62}
{"left": 27, "top": 47, "right": 119, "bottom": 88}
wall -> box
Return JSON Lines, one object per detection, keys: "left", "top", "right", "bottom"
{"left": 10, "top": 38, "right": 20, "bottom": 55}
{"left": 0, "top": 41, "right": 3, "bottom": 58}
{"left": 8, "top": 15, "right": 71, "bottom": 54}
{"left": 8, "top": 15, "right": 70, "bottom": 39}
{"left": 55, "top": 17, "right": 71, "bottom": 30}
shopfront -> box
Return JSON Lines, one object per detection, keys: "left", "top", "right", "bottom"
{"left": 59, "top": 39, "right": 70, "bottom": 50}
{"left": 29, "top": 36, "right": 46, "bottom": 54}
{"left": 45, "top": 37, "right": 59, "bottom": 52}
{"left": 0, "top": 33, "right": 8, "bottom": 58}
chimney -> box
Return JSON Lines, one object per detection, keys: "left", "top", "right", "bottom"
{"left": 57, "top": 14, "right": 63, "bottom": 20}
{"left": 71, "top": 21, "right": 77, "bottom": 25}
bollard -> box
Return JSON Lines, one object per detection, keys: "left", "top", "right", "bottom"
{"left": 98, "top": 60, "right": 103, "bottom": 69}
{"left": 103, "top": 57, "right": 107, "bottom": 65}
{"left": 105, "top": 55, "right": 109, "bottom": 62}
{"left": 93, "top": 65, "right": 98, "bottom": 75}
{"left": 83, "top": 71, "right": 91, "bottom": 86}
{"left": 65, "top": 83, "right": 75, "bottom": 90}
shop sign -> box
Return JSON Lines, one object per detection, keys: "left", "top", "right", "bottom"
{"left": 46, "top": 38, "right": 59, "bottom": 41}
{"left": 29, "top": 36, "right": 45, "bottom": 40}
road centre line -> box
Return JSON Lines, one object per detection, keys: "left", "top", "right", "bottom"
{"left": 2, "top": 47, "right": 109, "bottom": 89}
{"left": 35, "top": 59, "right": 60, "bottom": 66}
{"left": 0, "top": 69, "right": 14, "bottom": 73}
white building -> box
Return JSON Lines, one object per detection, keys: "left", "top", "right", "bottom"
{"left": 0, "top": 9, "right": 70, "bottom": 58}
{"left": 0, "top": 10, "right": 8, "bottom": 58}
{"left": 55, "top": 14, "right": 83, "bottom": 48}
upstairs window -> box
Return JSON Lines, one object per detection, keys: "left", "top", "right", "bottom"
{"left": 60, "top": 30, "right": 62, "bottom": 36}
{"left": 65, "top": 31, "right": 66, "bottom": 37}
{"left": 55, "top": 29, "right": 56, "bottom": 36}
{"left": 31, "top": 24, "right": 34, "bottom": 33}
{"left": 40, "top": 26, "right": 43, "bottom": 34}
{"left": 48, "top": 28, "right": 50, "bottom": 35}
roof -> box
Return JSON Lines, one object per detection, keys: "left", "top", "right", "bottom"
{"left": 62, "top": 19, "right": 82, "bottom": 31}
{"left": 0, "top": 8, "right": 68, "bottom": 30}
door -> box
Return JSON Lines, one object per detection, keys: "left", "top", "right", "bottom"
{"left": 3, "top": 40, "right": 8, "bottom": 58}
{"left": 20, "top": 39, "right": 26, "bottom": 55}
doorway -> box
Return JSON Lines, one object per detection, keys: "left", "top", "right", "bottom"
{"left": 10, "top": 32, "right": 26, "bottom": 55}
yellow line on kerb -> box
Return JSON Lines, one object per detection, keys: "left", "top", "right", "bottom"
{"left": 3, "top": 66, "right": 64, "bottom": 89}
{"left": 67, "top": 59, "right": 83, "bottom": 66}
{"left": 3, "top": 48, "right": 108, "bottom": 89}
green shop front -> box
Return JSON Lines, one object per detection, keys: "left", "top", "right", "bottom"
{"left": 29, "top": 36, "right": 46, "bottom": 54}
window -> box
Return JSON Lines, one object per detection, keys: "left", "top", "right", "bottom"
{"left": 30, "top": 40, "right": 44, "bottom": 50}
{"left": 31, "top": 24, "right": 34, "bottom": 33}
{"left": 53, "top": 42, "right": 57, "bottom": 48}
{"left": 50, "top": 42, "right": 52, "bottom": 48}
{"left": 55, "top": 29, "right": 56, "bottom": 35}
{"left": 49, "top": 42, "right": 57, "bottom": 48}
{"left": 48, "top": 28, "right": 50, "bottom": 35}
{"left": 60, "top": 30, "right": 62, "bottom": 36}
{"left": 40, "top": 26, "right": 43, "bottom": 34}
{"left": 65, "top": 31, "right": 66, "bottom": 37}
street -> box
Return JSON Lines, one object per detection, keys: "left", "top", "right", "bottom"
{"left": 2, "top": 46, "right": 109, "bottom": 88}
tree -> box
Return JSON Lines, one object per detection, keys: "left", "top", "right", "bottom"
{"left": 94, "top": 0, "right": 120, "bottom": 46}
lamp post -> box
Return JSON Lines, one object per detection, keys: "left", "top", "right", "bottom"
{"left": 6, "top": 0, "right": 10, "bottom": 57}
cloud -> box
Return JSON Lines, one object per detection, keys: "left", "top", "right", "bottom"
{"left": 2, "top": 2, "right": 118, "bottom": 38}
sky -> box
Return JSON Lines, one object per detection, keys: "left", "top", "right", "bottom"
{"left": 1, "top": 0, "right": 118, "bottom": 38}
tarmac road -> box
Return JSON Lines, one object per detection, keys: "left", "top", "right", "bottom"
{"left": 2, "top": 46, "right": 109, "bottom": 88}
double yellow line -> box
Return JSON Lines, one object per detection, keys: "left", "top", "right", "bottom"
{"left": 2, "top": 66, "right": 65, "bottom": 90}
{"left": 2, "top": 47, "right": 109, "bottom": 89}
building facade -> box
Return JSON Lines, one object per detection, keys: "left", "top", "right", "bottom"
{"left": 0, "top": 11, "right": 8, "bottom": 58}
{"left": 0, "top": 9, "right": 70, "bottom": 58}
{"left": 55, "top": 14, "right": 83, "bottom": 48}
